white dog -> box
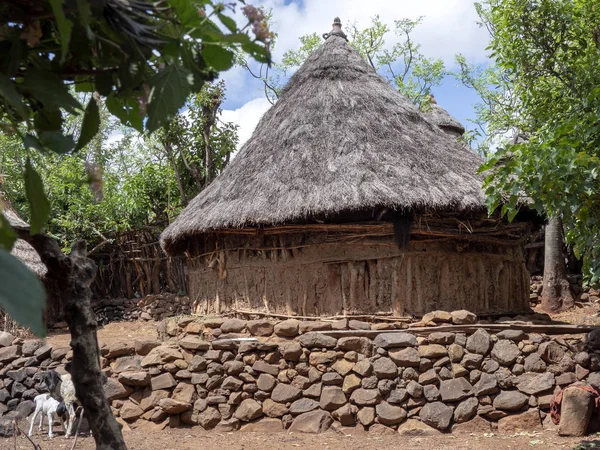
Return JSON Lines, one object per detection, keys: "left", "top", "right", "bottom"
{"left": 29, "top": 393, "right": 66, "bottom": 438}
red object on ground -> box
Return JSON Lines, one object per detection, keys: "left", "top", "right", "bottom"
{"left": 550, "top": 385, "right": 600, "bottom": 425}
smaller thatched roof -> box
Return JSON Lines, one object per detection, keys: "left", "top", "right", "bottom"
{"left": 424, "top": 101, "right": 465, "bottom": 138}
{"left": 2, "top": 205, "right": 47, "bottom": 278}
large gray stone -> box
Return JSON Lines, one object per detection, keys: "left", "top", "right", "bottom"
{"left": 289, "top": 398, "right": 320, "bottom": 415}
{"left": 496, "top": 330, "right": 526, "bottom": 342}
{"left": 271, "top": 383, "right": 302, "bottom": 403}
{"left": 471, "top": 373, "right": 498, "bottom": 396}
{"left": 454, "top": 397, "right": 478, "bottom": 423}
{"left": 373, "top": 333, "right": 418, "bottom": 349}
{"left": 288, "top": 410, "right": 333, "bottom": 434}
{"left": 350, "top": 388, "right": 381, "bottom": 406}
{"left": 319, "top": 386, "right": 346, "bottom": 411}
{"left": 197, "top": 407, "right": 221, "bottom": 429}
{"left": 375, "top": 402, "right": 407, "bottom": 425}
{"left": 419, "top": 401, "right": 453, "bottom": 430}
{"left": 247, "top": 319, "right": 274, "bottom": 336}
{"left": 491, "top": 340, "right": 521, "bottom": 366}
{"left": 558, "top": 387, "right": 594, "bottom": 436}
{"left": 493, "top": 391, "right": 528, "bottom": 411}
{"left": 234, "top": 399, "right": 263, "bottom": 422}
{"left": 586, "top": 328, "right": 600, "bottom": 351}
{"left": 274, "top": 319, "right": 300, "bottom": 337}
{"left": 466, "top": 329, "right": 492, "bottom": 355}
{"left": 372, "top": 357, "right": 397, "bottom": 379}
{"left": 221, "top": 318, "right": 246, "bottom": 333}
{"left": 539, "top": 341, "right": 566, "bottom": 364}
{"left": 516, "top": 372, "right": 555, "bottom": 395}
{"left": 439, "top": 378, "right": 472, "bottom": 402}
{"left": 389, "top": 347, "right": 421, "bottom": 367}
{"left": 280, "top": 342, "right": 302, "bottom": 361}
{"left": 337, "top": 337, "right": 373, "bottom": 356}
{"left": 451, "top": 310, "right": 477, "bottom": 325}
{"left": 418, "top": 344, "right": 447, "bottom": 359}
{"left": 103, "top": 378, "right": 131, "bottom": 401}
{"left": 524, "top": 353, "right": 547, "bottom": 372}
{"left": 298, "top": 333, "right": 337, "bottom": 349}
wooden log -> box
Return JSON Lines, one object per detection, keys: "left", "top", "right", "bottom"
{"left": 317, "top": 323, "right": 598, "bottom": 338}
{"left": 221, "top": 309, "right": 412, "bottom": 322}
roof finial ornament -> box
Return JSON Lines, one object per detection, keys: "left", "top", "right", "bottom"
{"left": 323, "top": 17, "right": 347, "bottom": 41}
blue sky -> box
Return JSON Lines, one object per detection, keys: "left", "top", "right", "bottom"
{"left": 219, "top": 0, "right": 491, "bottom": 148}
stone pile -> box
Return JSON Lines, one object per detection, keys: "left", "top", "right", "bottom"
{"left": 1, "top": 322, "right": 598, "bottom": 436}
{"left": 165, "top": 311, "right": 478, "bottom": 342}
{"left": 94, "top": 298, "right": 140, "bottom": 325}
{"left": 91, "top": 294, "right": 192, "bottom": 326}
{"left": 136, "top": 294, "right": 192, "bottom": 321}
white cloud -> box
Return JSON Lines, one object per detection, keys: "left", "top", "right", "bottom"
{"left": 251, "top": 0, "right": 489, "bottom": 65}
{"left": 219, "top": 0, "right": 490, "bottom": 152}
{"left": 221, "top": 97, "right": 272, "bottom": 150}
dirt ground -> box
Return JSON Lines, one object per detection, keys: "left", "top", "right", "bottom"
{"left": 5, "top": 427, "right": 600, "bottom": 450}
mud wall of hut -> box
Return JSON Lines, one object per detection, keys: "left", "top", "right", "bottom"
{"left": 187, "top": 226, "right": 530, "bottom": 318}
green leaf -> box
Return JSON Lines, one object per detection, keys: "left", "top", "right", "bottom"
{"left": 0, "top": 248, "right": 46, "bottom": 337}
{"left": 168, "top": 0, "right": 199, "bottom": 26}
{"left": 24, "top": 160, "right": 50, "bottom": 234}
{"left": 38, "top": 131, "right": 75, "bottom": 154}
{"left": 7, "top": 38, "right": 25, "bottom": 77}
{"left": 20, "top": 69, "right": 82, "bottom": 113}
{"left": 76, "top": 97, "right": 100, "bottom": 151}
{"left": 22, "top": 134, "right": 42, "bottom": 151}
{"left": 146, "top": 66, "right": 193, "bottom": 132}
{"left": 0, "top": 76, "right": 28, "bottom": 120}
{"left": 241, "top": 41, "right": 271, "bottom": 64}
{"left": 202, "top": 45, "right": 235, "bottom": 71}
{"left": 217, "top": 13, "right": 237, "bottom": 33}
{"left": 49, "top": 0, "right": 73, "bottom": 64}
{"left": 0, "top": 213, "right": 17, "bottom": 251}
{"left": 34, "top": 108, "right": 62, "bottom": 132}
{"left": 105, "top": 94, "right": 143, "bottom": 132}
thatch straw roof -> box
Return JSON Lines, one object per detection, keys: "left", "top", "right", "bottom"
{"left": 424, "top": 103, "right": 465, "bottom": 138}
{"left": 3, "top": 206, "right": 47, "bottom": 278}
{"left": 161, "top": 27, "right": 485, "bottom": 254}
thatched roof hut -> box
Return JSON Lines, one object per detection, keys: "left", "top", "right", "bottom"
{"left": 161, "top": 19, "right": 530, "bottom": 318}
{"left": 3, "top": 205, "right": 47, "bottom": 277}
{"left": 424, "top": 97, "right": 466, "bottom": 138}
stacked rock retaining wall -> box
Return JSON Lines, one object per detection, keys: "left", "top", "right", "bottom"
{"left": 0, "top": 326, "right": 599, "bottom": 436}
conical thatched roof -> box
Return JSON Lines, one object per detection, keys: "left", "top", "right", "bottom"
{"left": 161, "top": 27, "right": 485, "bottom": 254}
{"left": 424, "top": 103, "right": 466, "bottom": 137}
{"left": 2, "top": 205, "right": 47, "bottom": 278}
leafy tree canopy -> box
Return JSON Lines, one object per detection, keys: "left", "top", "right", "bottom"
{"left": 0, "top": 0, "right": 272, "bottom": 335}
{"left": 464, "top": 0, "right": 600, "bottom": 284}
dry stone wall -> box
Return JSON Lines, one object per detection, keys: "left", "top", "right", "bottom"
{"left": 0, "top": 320, "right": 599, "bottom": 436}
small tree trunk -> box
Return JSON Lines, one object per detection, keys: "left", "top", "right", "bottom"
{"left": 540, "top": 216, "right": 574, "bottom": 312}
{"left": 22, "top": 234, "right": 127, "bottom": 450}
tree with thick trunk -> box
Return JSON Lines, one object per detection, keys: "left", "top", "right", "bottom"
{"left": 540, "top": 216, "right": 574, "bottom": 312}
{"left": 18, "top": 231, "right": 127, "bottom": 450}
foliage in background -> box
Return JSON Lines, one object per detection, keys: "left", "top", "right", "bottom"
{"left": 1, "top": 86, "right": 237, "bottom": 251}
{"left": 242, "top": 14, "right": 445, "bottom": 107}
{"left": 0, "top": 0, "right": 271, "bottom": 335}
{"left": 465, "top": 0, "right": 600, "bottom": 285}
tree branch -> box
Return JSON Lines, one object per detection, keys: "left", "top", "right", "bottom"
{"left": 15, "top": 230, "right": 127, "bottom": 450}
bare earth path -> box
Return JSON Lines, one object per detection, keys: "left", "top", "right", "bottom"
{"left": 6, "top": 427, "right": 600, "bottom": 450}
